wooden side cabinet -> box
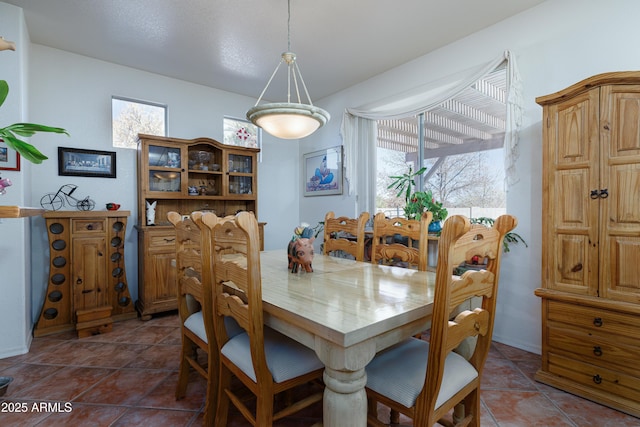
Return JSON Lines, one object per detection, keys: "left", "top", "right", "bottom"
{"left": 535, "top": 72, "right": 640, "bottom": 417}
{"left": 136, "top": 227, "right": 178, "bottom": 320}
{"left": 136, "top": 134, "right": 264, "bottom": 320}
{"left": 35, "top": 211, "right": 136, "bottom": 337}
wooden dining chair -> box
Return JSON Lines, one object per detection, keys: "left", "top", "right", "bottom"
{"left": 370, "top": 211, "right": 432, "bottom": 270}
{"left": 323, "top": 211, "right": 370, "bottom": 261}
{"left": 365, "top": 214, "right": 517, "bottom": 427}
{"left": 200, "top": 211, "right": 324, "bottom": 427}
{"left": 168, "top": 211, "right": 218, "bottom": 426}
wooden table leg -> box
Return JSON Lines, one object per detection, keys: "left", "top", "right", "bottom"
{"left": 315, "top": 338, "right": 376, "bottom": 427}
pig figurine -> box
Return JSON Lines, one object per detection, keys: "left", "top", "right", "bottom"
{"left": 287, "top": 237, "right": 315, "bottom": 273}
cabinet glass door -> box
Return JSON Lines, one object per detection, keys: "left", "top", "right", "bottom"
{"left": 227, "top": 154, "right": 253, "bottom": 195}
{"left": 148, "top": 145, "right": 181, "bottom": 168}
{"left": 147, "top": 145, "right": 182, "bottom": 193}
{"left": 228, "top": 154, "right": 252, "bottom": 173}
{"left": 148, "top": 171, "right": 181, "bottom": 192}
{"left": 229, "top": 176, "right": 253, "bottom": 195}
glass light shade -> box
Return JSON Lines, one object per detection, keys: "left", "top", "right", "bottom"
{"left": 247, "top": 102, "right": 330, "bottom": 139}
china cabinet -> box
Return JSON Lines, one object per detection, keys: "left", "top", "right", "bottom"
{"left": 535, "top": 72, "right": 640, "bottom": 417}
{"left": 136, "top": 134, "right": 263, "bottom": 320}
{"left": 35, "top": 211, "right": 135, "bottom": 337}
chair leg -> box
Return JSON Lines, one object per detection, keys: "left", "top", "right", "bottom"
{"left": 367, "top": 397, "right": 378, "bottom": 419}
{"left": 175, "top": 340, "right": 193, "bottom": 399}
{"left": 464, "top": 389, "right": 481, "bottom": 427}
{"left": 255, "top": 393, "right": 275, "bottom": 427}
{"left": 203, "top": 352, "right": 218, "bottom": 427}
{"left": 390, "top": 409, "right": 400, "bottom": 424}
{"left": 214, "top": 367, "right": 232, "bottom": 427}
{"left": 452, "top": 402, "right": 465, "bottom": 425}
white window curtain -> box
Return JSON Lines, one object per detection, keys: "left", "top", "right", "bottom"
{"left": 340, "top": 50, "right": 522, "bottom": 215}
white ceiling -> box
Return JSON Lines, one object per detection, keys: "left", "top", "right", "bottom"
{"left": 3, "top": 0, "right": 545, "bottom": 101}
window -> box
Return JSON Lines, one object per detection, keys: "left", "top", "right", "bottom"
{"left": 223, "top": 117, "right": 261, "bottom": 148}
{"left": 376, "top": 64, "right": 507, "bottom": 220}
{"left": 223, "top": 117, "right": 262, "bottom": 162}
{"left": 112, "top": 97, "right": 166, "bottom": 149}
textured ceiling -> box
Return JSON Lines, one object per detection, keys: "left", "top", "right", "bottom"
{"left": 3, "top": 0, "right": 545, "bottom": 101}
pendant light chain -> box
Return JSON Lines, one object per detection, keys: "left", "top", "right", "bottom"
{"left": 287, "top": 0, "right": 291, "bottom": 52}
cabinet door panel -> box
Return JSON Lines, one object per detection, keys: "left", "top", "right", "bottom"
{"left": 147, "top": 251, "right": 177, "bottom": 304}
{"left": 604, "top": 237, "right": 640, "bottom": 302}
{"left": 600, "top": 85, "right": 640, "bottom": 302}
{"left": 73, "top": 237, "right": 108, "bottom": 312}
{"left": 544, "top": 89, "right": 599, "bottom": 295}
{"left": 605, "top": 85, "right": 640, "bottom": 158}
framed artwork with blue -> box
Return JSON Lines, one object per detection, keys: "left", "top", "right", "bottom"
{"left": 303, "top": 145, "right": 342, "bottom": 196}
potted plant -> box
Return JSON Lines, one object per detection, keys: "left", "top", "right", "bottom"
{"left": 405, "top": 190, "right": 448, "bottom": 232}
{"left": 387, "top": 166, "right": 447, "bottom": 231}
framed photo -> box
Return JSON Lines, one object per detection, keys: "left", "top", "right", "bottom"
{"left": 58, "top": 147, "right": 116, "bottom": 178}
{"left": 0, "top": 145, "right": 20, "bottom": 171}
{"left": 303, "top": 145, "right": 343, "bottom": 196}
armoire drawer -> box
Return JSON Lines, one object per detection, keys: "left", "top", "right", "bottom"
{"left": 546, "top": 325, "right": 640, "bottom": 376}
{"left": 548, "top": 352, "right": 640, "bottom": 403}
{"left": 547, "top": 300, "right": 640, "bottom": 341}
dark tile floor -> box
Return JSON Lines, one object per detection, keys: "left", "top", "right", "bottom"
{"left": 1, "top": 312, "right": 639, "bottom": 426}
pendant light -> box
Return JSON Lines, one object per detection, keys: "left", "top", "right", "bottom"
{"left": 246, "top": 0, "right": 330, "bottom": 139}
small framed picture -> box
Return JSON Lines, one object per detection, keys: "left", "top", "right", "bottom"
{"left": 303, "top": 146, "right": 343, "bottom": 197}
{"left": 58, "top": 147, "right": 117, "bottom": 178}
{"left": 0, "top": 145, "right": 20, "bottom": 171}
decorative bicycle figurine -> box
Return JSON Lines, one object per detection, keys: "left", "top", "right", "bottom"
{"left": 40, "top": 184, "right": 96, "bottom": 211}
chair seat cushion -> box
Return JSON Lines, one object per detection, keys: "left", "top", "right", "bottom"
{"left": 221, "top": 327, "right": 324, "bottom": 383}
{"left": 184, "top": 311, "right": 207, "bottom": 342}
{"left": 366, "top": 337, "right": 478, "bottom": 409}
{"left": 183, "top": 311, "right": 243, "bottom": 343}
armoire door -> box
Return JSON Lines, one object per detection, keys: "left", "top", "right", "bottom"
{"left": 599, "top": 84, "right": 640, "bottom": 303}
{"left": 543, "top": 87, "right": 600, "bottom": 296}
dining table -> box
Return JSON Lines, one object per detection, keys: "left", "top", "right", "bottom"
{"left": 257, "top": 249, "right": 436, "bottom": 427}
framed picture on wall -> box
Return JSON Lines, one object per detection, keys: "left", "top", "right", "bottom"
{"left": 0, "top": 145, "right": 20, "bottom": 171}
{"left": 303, "top": 145, "right": 343, "bottom": 196}
{"left": 58, "top": 147, "right": 117, "bottom": 178}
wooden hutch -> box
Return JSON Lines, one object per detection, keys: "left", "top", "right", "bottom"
{"left": 136, "top": 134, "right": 262, "bottom": 320}
{"left": 535, "top": 72, "right": 640, "bottom": 416}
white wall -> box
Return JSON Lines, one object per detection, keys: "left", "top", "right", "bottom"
{"left": 304, "top": 0, "right": 640, "bottom": 354}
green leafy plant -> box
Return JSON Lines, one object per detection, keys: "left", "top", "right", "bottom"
{"left": 471, "top": 216, "right": 528, "bottom": 253}
{"left": 387, "top": 166, "right": 447, "bottom": 223}
{"left": 0, "top": 80, "right": 69, "bottom": 164}
{"left": 387, "top": 165, "right": 427, "bottom": 205}
{"left": 405, "top": 190, "right": 448, "bottom": 222}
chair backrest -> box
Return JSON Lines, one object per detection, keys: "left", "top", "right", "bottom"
{"left": 421, "top": 214, "right": 517, "bottom": 414}
{"left": 168, "top": 211, "right": 214, "bottom": 344}
{"left": 370, "top": 211, "right": 432, "bottom": 270}
{"left": 199, "top": 211, "right": 270, "bottom": 383}
{"left": 322, "top": 211, "right": 370, "bottom": 261}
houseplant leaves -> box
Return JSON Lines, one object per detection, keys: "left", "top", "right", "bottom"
{"left": 0, "top": 80, "right": 69, "bottom": 164}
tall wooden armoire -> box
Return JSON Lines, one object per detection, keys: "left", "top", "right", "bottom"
{"left": 535, "top": 72, "right": 640, "bottom": 417}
